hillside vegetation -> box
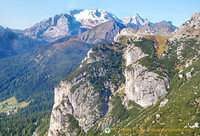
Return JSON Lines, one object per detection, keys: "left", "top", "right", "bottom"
{"left": 84, "top": 38, "right": 200, "bottom": 136}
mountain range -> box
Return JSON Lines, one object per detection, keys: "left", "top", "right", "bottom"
{"left": 21, "top": 9, "right": 175, "bottom": 42}
{"left": 0, "top": 9, "right": 199, "bottom": 136}
{"left": 48, "top": 12, "right": 200, "bottom": 136}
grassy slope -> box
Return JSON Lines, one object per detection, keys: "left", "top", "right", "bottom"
{"left": 0, "top": 97, "right": 31, "bottom": 114}
{"left": 116, "top": 39, "right": 200, "bottom": 136}
{"left": 144, "top": 35, "right": 169, "bottom": 58}
{"left": 85, "top": 38, "right": 200, "bottom": 136}
{"left": 111, "top": 59, "right": 200, "bottom": 136}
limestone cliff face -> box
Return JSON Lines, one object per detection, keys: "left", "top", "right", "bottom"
{"left": 48, "top": 78, "right": 102, "bottom": 136}
{"left": 124, "top": 63, "right": 168, "bottom": 107}
{"left": 48, "top": 82, "right": 73, "bottom": 136}
{"left": 123, "top": 39, "right": 169, "bottom": 107}
{"left": 48, "top": 30, "right": 170, "bottom": 135}
{"left": 48, "top": 44, "right": 124, "bottom": 135}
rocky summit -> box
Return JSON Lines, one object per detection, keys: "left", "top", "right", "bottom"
{"left": 170, "top": 12, "right": 200, "bottom": 41}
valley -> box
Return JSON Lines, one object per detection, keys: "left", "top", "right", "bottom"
{"left": 0, "top": 97, "right": 31, "bottom": 115}
{"left": 0, "top": 7, "right": 200, "bottom": 136}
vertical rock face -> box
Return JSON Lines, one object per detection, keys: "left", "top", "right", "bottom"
{"left": 48, "top": 71, "right": 106, "bottom": 135}
{"left": 48, "top": 79, "right": 103, "bottom": 136}
{"left": 48, "top": 83, "right": 72, "bottom": 136}
{"left": 24, "top": 14, "right": 84, "bottom": 42}
{"left": 41, "top": 15, "right": 71, "bottom": 39}
{"left": 123, "top": 41, "right": 169, "bottom": 108}
{"left": 124, "top": 63, "right": 169, "bottom": 107}
{"left": 124, "top": 42, "right": 148, "bottom": 65}
{"left": 48, "top": 30, "right": 170, "bottom": 135}
{"left": 48, "top": 44, "right": 125, "bottom": 135}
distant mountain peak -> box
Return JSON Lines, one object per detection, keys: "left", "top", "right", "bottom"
{"left": 122, "top": 13, "right": 150, "bottom": 27}
{"left": 22, "top": 9, "right": 176, "bottom": 42}
{"left": 23, "top": 9, "right": 122, "bottom": 42}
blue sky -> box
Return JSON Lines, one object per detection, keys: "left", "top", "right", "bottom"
{"left": 0, "top": 0, "right": 199, "bottom": 30}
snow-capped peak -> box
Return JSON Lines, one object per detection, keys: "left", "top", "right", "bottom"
{"left": 23, "top": 9, "right": 153, "bottom": 42}
{"left": 69, "top": 9, "right": 120, "bottom": 28}
{"left": 122, "top": 13, "right": 149, "bottom": 26}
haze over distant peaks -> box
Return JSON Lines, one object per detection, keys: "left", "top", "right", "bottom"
{"left": 22, "top": 9, "right": 176, "bottom": 42}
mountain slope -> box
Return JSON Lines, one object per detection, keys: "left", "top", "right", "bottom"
{"left": 139, "top": 21, "right": 176, "bottom": 35}
{"left": 23, "top": 9, "right": 121, "bottom": 42}
{"left": 0, "top": 28, "right": 46, "bottom": 59}
{"left": 48, "top": 12, "right": 200, "bottom": 136}
{"left": 0, "top": 21, "right": 125, "bottom": 136}
{"left": 0, "top": 10, "right": 191, "bottom": 136}
{"left": 0, "top": 25, "right": 4, "bottom": 31}
{"left": 76, "top": 21, "right": 125, "bottom": 44}
{"left": 0, "top": 20, "right": 124, "bottom": 111}
{"left": 23, "top": 14, "right": 86, "bottom": 42}
{"left": 48, "top": 32, "right": 171, "bottom": 136}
